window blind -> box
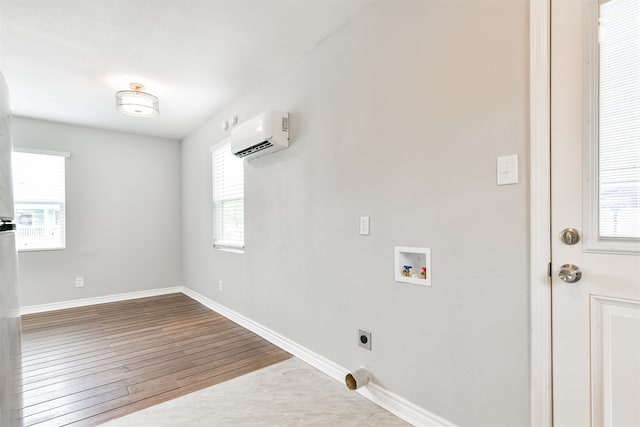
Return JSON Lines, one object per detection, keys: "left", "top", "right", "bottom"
{"left": 12, "top": 151, "right": 67, "bottom": 250}
{"left": 599, "top": 0, "right": 640, "bottom": 239}
{"left": 212, "top": 140, "right": 244, "bottom": 248}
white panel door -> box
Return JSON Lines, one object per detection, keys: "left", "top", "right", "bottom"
{"left": 551, "top": 1, "right": 640, "bottom": 426}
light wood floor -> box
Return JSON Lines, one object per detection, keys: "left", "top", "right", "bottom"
{"left": 20, "top": 293, "right": 291, "bottom": 426}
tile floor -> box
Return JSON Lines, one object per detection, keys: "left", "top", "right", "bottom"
{"left": 102, "top": 357, "right": 409, "bottom": 426}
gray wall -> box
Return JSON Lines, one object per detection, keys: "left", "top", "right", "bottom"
{"left": 181, "top": 2, "right": 530, "bottom": 426}
{"left": 14, "top": 117, "right": 182, "bottom": 306}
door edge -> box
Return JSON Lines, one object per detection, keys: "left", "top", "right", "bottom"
{"left": 530, "top": 0, "right": 553, "bottom": 426}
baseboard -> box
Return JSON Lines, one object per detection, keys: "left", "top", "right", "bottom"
{"left": 20, "top": 286, "right": 182, "bottom": 315}
{"left": 180, "top": 286, "right": 457, "bottom": 427}
{"left": 357, "top": 384, "right": 457, "bottom": 427}
{"left": 19, "top": 285, "right": 455, "bottom": 426}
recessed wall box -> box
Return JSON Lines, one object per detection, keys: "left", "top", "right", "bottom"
{"left": 394, "top": 246, "right": 431, "bottom": 286}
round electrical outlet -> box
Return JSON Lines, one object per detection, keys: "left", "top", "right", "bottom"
{"left": 358, "top": 329, "right": 372, "bottom": 350}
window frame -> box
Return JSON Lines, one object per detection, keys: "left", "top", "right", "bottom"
{"left": 583, "top": 0, "right": 640, "bottom": 254}
{"left": 211, "top": 139, "right": 245, "bottom": 252}
{"left": 12, "top": 147, "right": 70, "bottom": 252}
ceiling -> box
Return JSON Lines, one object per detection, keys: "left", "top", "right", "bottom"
{"left": 0, "top": 0, "right": 374, "bottom": 140}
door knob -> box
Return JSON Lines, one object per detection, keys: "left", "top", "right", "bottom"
{"left": 558, "top": 264, "right": 582, "bottom": 283}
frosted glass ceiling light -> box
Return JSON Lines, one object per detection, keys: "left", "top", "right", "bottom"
{"left": 116, "top": 83, "right": 159, "bottom": 117}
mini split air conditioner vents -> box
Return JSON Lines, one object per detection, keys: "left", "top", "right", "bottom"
{"left": 230, "top": 111, "right": 289, "bottom": 160}
{"left": 234, "top": 141, "right": 274, "bottom": 158}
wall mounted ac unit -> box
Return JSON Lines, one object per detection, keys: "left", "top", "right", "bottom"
{"left": 230, "top": 111, "right": 289, "bottom": 160}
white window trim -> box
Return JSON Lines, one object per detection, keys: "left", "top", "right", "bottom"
{"left": 211, "top": 140, "right": 245, "bottom": 252}
{"left": 582, "top": 0, "right": 640, "bottom": 255}
{"left": 14, "top": 147, "right": 71, "bottom": 158}
{"left": 12, "top": 148, "right": 69, "bottom": 252}
{"left": 213, "top": 240, "right": 245, "bottom": 252}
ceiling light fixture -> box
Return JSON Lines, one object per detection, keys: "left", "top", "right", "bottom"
{"left": 115, "top": 82, "right": 159, "bottom": 117}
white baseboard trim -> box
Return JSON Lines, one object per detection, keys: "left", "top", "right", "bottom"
{"left": 20, "top": 286, "right": 182, "bottom": 315}
{"left": 180, "top": 286, "right": 457, "bottom": 427}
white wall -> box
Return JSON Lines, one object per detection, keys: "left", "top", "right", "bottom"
{"left": 13, "top": 117, "right": 182, "bottom": 306}
{"left": 182, "top": 2, "right": 529, "bottom": 425}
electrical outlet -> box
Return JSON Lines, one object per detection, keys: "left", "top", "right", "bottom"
{"left": 218, "top": 280, "right": 223, "bottom": 292}
{"left": 358, "top": 329, "right": 372, "bottom": 351}
{"left": 75, "top": 277, "right": 84, "bottom": 288}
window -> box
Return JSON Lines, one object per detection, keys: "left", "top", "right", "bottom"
{"left": 585, "top": 0, "right": 640, "bottom": 253}
{"left": 598, "top": 0, "right": 640, "bottom": 241}
{"left": 211, "top": 139, "right": 244, "bottom": 250}
{"left": 12, "top": 149, "right": 68, "bottom": 251}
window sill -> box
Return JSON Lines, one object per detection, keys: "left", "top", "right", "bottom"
{"left": 18, "top": 247, "right": 66, "bottom": 253}
{"left": 213, "top": 242, "right": 244, "bottom": 254}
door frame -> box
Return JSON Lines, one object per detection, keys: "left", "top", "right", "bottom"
{"left": 530, "top": 0, "right": 553, "bottom": 426}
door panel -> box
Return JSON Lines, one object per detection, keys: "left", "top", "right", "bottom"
{"left": 590, "top": 296, "right": 640, "bottom": 426}
{"left": 551, "top": 0, "right": 640, "bottom": 426}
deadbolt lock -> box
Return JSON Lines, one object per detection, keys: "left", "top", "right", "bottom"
{"left": 560, "top": 228, "right": 580, "bottom": 245}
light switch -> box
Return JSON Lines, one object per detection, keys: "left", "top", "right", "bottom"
{"left": 359, "top": 216, "right": 370, "bottom": 235}
{"left": 497, "top": 154, "right": 518, "bottom": 186}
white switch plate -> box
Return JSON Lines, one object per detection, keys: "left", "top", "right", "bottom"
{"left": 497, "top": 154, "right": 518, "bottom": 185}
{"left": 359, "top": 216, "right": 370, "bottom": 235}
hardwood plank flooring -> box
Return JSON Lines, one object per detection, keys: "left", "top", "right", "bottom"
{"left": 20, "top": 293, "right": 291, "bottom": 426}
